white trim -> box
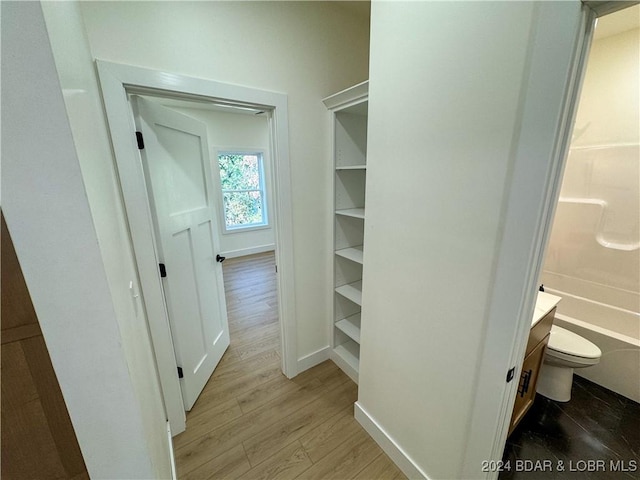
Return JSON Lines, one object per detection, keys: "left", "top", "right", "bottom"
{"left": 216, "top": 149, "right": 270, "bottom": 233}
{"left": 354, "top": 402, "right": 428, "bottom": 480}
{"left": 322, "top": 80, "right": 368, "bottom": 110}
{"left": 95, "top": 61, "right": 298, "bottom": 433}
{"left": 221, "top": 243, "right": 275, "bottom": 259}
{"left": 267, "top": 105, "right": 299, "bottom": 379}
{"left": 222, "top": 223, "right": 270, "bottom": 234}
{"left": 330, "top": 346, "right": 359, "bottom": 384}
{"left": 297, "top": 346, "right": 330, "bottom": 372}
{"left": 461, "top": 3, "right": 594, "bottom": 478}
{"left": 167, "top": 421, "right": 177, "bottom": 480}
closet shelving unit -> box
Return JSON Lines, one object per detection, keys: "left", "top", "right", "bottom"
{"left": 323, "top": 81, "right": 368, "bottom": 384}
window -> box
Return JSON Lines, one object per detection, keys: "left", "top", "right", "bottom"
{"left": 217, "top": 151, "right": 268, "bottom": 232}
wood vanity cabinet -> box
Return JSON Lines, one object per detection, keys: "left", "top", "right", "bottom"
{"left": 508, "top": 307, "right": 556, "bottom": 436}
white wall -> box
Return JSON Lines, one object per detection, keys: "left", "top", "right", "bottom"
{"left": 573, "top": 17, "right": 640, "bottom": 148}
{"left": 359, "top": 2, "right": 583, "bottom": 478}
{"left": 2, "top": 2, "right": 169, "bottom": 478}
{"left": 73, "top": 0, "right": 369, "bottom": 361}
{"left": 170, "top": 106, "right": 276, "bottom": 258}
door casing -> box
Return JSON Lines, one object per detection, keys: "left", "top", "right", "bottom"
{"left": 96, "top": 60, "right": 298, "bottom": 435}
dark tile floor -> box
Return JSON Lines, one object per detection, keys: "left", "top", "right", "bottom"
{"left": 500, "top": 376, "right": 640, "bottom": 479}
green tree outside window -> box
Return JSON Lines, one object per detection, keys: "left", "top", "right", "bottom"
{"left": 218, "top": 153, "right": 268, "bottom": 230}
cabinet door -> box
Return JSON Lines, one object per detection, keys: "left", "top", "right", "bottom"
{"left": 508, "top": 337, "right": 548, "bottom": 435}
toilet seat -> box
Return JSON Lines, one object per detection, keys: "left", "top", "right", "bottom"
{"left": 546, "top": 326, "right": 601, "bottom": 363}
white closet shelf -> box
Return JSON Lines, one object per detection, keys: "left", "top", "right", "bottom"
{"left": 333, "top": 341, "right": 360, "bottom": 377}
{"left": 335, "top": 313, "right": 361, "bottom": 344}
{"left": 335, "top": 281, "right": 362, "bottom": 306}
{"left": 335, "top": 246, "right": 364, "bottom": 264}
{"left": 335, "top": 208, "right": 365, "bottom": 219}
{"left": 336, "top": 165, "right": 367, "bottom": 171}
{"left": 327, "top": 81, "right": 368, "bottom": 387}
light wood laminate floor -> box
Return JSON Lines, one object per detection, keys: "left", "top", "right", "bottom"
{"left": 174, "top": 251, "right": 405, "bottom": 479}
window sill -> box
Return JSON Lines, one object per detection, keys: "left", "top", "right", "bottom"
{"left": 222, "top": 223, "right": 270, "bottom": 235}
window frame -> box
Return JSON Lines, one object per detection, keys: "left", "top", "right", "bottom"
{"left": 216, "top": 149, "right": 270, "bottom": 234}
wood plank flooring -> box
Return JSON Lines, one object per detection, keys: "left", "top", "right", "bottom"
{"left": 174, "top": 252, "right": 405, "bottom": 479}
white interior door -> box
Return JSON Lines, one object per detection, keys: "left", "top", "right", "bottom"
{"left": 135, "top": 96, "right": 230, "bottom": 411}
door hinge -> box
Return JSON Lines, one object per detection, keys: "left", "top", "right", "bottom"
{"left": 177, "top": 367, "right": 183, "bottom": 379}
{"left": 506, "top": 367, "right": 516, "bottom": 383}
{"left": 275, "top": 264, "right": 278, "bottom": 273}
{"left": 159, "top": 263, "right": 167, "bottom": 278}
{"left": 136, "top": 131, "right": 145, "bottom": 150}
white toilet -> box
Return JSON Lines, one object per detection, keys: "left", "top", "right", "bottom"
{"left": 536, "top": 325, "right": 601, "bottom": 402}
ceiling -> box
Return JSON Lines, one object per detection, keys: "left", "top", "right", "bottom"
{"left": 333, "top": 1, "right": 371, "bottom": 20}
{"left": 594, "top": 4, "right": 640, "bottom": 39}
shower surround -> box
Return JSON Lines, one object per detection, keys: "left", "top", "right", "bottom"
{"left": 541, "top": 17, "right": 639, "bottom": 403}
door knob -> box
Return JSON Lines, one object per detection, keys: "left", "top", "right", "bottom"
{"left": 216, "top": 254, "right": 226, "bottom": 263}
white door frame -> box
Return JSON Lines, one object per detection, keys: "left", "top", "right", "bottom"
{"left": 96, "top": 60, "right": 298, "bottom": 435}
{"left": 462, "top": 1, "right": 630, "bottom": 477}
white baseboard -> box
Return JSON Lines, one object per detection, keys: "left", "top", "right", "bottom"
{"left": 354, "top": 402, "right": 428, "bottom": 480}
{"left": 167, "top": 421, "right": 177, "bottom": 480}
{"left": 297, "top": 346, "right": 330, "bottom": 372}
{"left": 221, "top": 244, "right": 275, "bottom": 259}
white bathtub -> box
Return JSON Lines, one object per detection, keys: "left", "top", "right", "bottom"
{"left": 544, "top": 287, "right": 640, "bottom": 403}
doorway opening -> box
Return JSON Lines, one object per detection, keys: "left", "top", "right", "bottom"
{"left": 97, "top": 61, "right": 297, "bottom": 436}
{"left": 501, "top": 5, "right": 640, "bottom": 472}
{"left": 536, "top": 3, "right": 639, "bottom": 402}
{"left": 131, "top": 93, "right": 282, "bottom": 413}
